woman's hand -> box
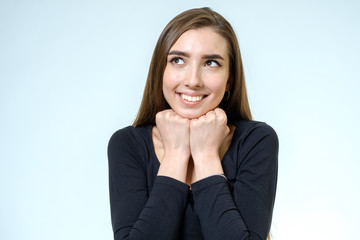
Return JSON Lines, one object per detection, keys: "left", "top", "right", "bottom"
{"left": 189, "top": 108, "right": 230, "bottom": 181}
{"left": 156, "top": 109, "right": 191, "bottom": 183}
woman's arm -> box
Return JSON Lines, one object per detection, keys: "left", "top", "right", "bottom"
{"left": 190, "top": 122, "right": 278, "bottom": 240}
{"left": 189, "top": 108, "right": 230, "bottom": 181}
{"left": 108, "top": 128, "right": 189, "bottom": 240}
{"left": 155, "top": 109, "right": 191, "bottom": 183}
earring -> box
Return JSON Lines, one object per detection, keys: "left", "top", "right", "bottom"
{"left": 224, "top": 90, "right": 231, "bottom": 100}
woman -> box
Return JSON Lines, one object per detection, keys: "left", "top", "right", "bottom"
{"left": 108, "top": 7, "right": 278, "bottom": 240}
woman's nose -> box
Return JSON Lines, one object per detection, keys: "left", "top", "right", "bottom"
{"left": 183, "top": 65, "right": 203, "bottom": 88}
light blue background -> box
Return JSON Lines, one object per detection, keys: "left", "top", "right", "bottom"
{"left": 1, "top": 0, "right": 359, "bottom": 239}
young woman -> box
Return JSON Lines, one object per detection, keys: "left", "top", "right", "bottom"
{"left": 108, "top": 7, "right": 278, "bottom": 240}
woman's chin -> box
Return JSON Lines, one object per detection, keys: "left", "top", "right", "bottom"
{"left": 174, "top": 110, "right": 205, "bottom": 119}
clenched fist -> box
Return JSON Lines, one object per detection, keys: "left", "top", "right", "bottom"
{"left": 155, "top": 109, "right": 191, "bottom": 183}
{"left": 190, "top": 108, "right": 230, "bottom": 181}
{"left": 156, "top": 109, "right": 191, "bottom": 159}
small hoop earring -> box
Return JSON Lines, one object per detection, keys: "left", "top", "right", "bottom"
{"left": 224, "top": 90, "right": 231, "bottom": 100}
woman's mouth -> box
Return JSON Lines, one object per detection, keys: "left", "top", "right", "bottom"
{"left": 179, "top": 93, "right": 205, "bottom": 102}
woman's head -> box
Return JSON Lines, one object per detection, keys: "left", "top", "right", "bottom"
{"left": 133, "top": 7, "right": 252, "bottom": 126}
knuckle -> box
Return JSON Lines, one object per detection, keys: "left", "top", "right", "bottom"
{"left": 155, "top": 112, "right": 163, "bottom": 121}
{"left": 165, "top": 111, "right": 172, "bottom": 119}
{"left": 190, "top": 119, "right": 198, "bottom": 127}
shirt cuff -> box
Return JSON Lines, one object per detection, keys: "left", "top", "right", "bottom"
{"left": 154, "top": 175, "right": 190, "bottom": 194}
{"left": 190, "top": 175, "right": 227, "bottom": 193}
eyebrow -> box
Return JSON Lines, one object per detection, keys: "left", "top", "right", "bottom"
{"left": 168, "top": 51, "right": 225, "bottom": 60}
{"left": 168, "top": 51, "right": 190, "bottom": 57}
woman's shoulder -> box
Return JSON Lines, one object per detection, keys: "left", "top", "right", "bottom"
{"left": 229, "top": 120, "right": 278, "bottom": 170}
{"left": 108, "top": 124, "right": 153, "bottom": 154}
{"left": 232, "top": 120, "right": 278, "bottom": 144}
{"left": 110, "top": 124, "right": 151, "bottom": 139}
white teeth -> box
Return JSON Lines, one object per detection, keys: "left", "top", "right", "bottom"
{"left": 180, "top": 94, "right": 204, "bottom": 102}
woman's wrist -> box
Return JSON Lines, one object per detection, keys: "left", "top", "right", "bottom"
{"left": 192, "top": 157, "right": 223, "bottom": 182}
{"left": 163, "top": 150, "right": 190, "bottom": 163}
{"left": 191, "top": 149, "right": 220, "bottom": 162}
{"left": 157, "top": 153, "right": 190, "bottom": 183}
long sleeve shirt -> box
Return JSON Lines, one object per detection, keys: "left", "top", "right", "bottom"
{"left": 108, "top": 120, "right": 278, "bottom": 240}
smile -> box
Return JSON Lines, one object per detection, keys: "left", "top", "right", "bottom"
{"left": 179, "top": 94, "right": 204, "bottom": 102}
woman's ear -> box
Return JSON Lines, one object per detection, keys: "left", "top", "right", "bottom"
{"left": 226, "top": 82, "right": 231, "bottom": 91}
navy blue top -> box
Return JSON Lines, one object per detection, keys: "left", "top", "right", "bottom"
{"left": 108, "top": 120, "right": 278, "bottom": 240}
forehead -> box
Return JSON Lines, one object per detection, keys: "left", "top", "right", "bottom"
{"left": 169, "top": 27, "right": 228, "bottom": 57}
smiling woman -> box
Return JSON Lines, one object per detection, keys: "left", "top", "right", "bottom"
{"left": 108, "top": 7, "right": 278, "bottom": 240}
{"left": 162, "top": 28, "right": 230, "bottom": 120}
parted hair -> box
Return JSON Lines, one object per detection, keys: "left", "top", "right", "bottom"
{"left": 133, "top": 7, "right": 252, "bottom": 126}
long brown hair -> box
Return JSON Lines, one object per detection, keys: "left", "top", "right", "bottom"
{"left": 133, "top": 7, "right": 252, "bottom": 126}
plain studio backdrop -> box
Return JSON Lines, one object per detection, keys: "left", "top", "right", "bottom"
{"left": 1, "top": 0, "right": 359, "bottom": 239}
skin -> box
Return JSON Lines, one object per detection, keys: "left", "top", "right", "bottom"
{"left": 153, "top": 27, "right": 235, "bottom": 185}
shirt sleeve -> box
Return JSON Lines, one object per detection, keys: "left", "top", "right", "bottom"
{"left": 108, "top": 128, "right": 190, "bottom": 240}
{"left": 190, "top": 122, "right": 278, "bottom": 240}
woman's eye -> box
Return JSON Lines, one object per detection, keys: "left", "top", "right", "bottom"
{"left": 170, "top": 57, "right": 184, "bottom": 65}
{"left": 205, "top": 60, "right": 220, "bottom": 67}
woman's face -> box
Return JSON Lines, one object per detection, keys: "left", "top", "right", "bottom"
{"left": 162, "top": 27, "right": 230, "bottom": 119}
